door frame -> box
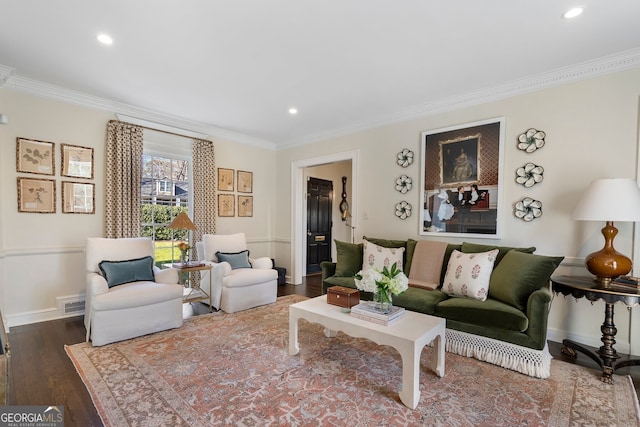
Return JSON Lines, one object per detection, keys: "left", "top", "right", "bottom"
{"left": 291, "top": 150, "right": 359, "bottom": 284}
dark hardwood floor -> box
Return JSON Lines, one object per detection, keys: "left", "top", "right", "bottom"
{"left": 7, "top": 274, "right": 639, "bottom": 426}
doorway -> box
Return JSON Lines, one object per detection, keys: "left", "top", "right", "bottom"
{"left": 306, "top": 177, "right": 333, "bottom": 274}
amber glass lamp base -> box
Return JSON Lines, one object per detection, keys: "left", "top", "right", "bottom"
{"left": 585, "top": 221, "right": 632, "bottom": 286}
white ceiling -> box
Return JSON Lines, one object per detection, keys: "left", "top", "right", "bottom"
{"left": 1, "top": 1, "right": 640, "bottom": 149}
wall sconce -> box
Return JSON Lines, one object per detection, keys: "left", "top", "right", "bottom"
{"left": 339, "top": 176, "right": 350, "bottom": 221}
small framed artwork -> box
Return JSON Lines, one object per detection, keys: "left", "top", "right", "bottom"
{"left": 218, "top": 194, "right": 235, "bottom": 217}
{"left": 61, "top": 144, "right": 94, "bottom": 179}
{"left": 237, "top": 170, "right": 253, "bottom": 193}
{"left": 420, "top": 117, "right": 504, "bottom": 238}
{"left": 17, "top": 177, "right": 56, "bottom": 213}
{"left": 238, "top": 195, "right": 253, "bottom": 217}
{"left": 218, "top": 168, "right": 234, "bottom": 191}
{"left": 16, "top": 137, "right": 55, "bottom": 175}
{"left": 62, "top": 181, "right": 95, "bottom": 214}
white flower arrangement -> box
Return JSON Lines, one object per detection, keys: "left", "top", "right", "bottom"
{"left": 354, "top": 262, "right": 409, "bottom": 296}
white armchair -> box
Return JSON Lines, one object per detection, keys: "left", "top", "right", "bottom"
{"left": 196, "top": 233, "right": 278, "bottom": 313}
{"left": 84, "top": 237, "right": 184, "bottom": 346}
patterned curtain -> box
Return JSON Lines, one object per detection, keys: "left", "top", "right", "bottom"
{"left": 192, "top": 138, "right": 216, "bottom": 259}
{"left": 104, "top": 121, "right": 144, "bottom": 238}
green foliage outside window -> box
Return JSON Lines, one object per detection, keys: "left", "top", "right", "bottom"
{"left": 141, "top": 204, "right": 189, "bottom": 241}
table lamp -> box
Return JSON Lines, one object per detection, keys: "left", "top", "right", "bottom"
{"left": 168, "top": 212, "right": 196, "bottom": 265}
{"left": 571, "top": 178, "right": 640, "bottom": 285}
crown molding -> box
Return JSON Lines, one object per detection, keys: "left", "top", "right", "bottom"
{"left": 280, "top": 47, "right": 640, "bottom": 149}
{"left": 3, "top": 74, "right": 277, "bottom": 151}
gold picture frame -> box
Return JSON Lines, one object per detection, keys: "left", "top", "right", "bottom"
{"left": 17, "top": 177, "right": 56, "bottom": 213}
{"left": 61, "top": 144, "right": 94, "bottom": 179}
{"left": 218, "top": 194, "right": 235, "bottom": 217}
{"left": 16, "top": 137, "right": 55, "bottom": 175}
{"left": 62, "top": 181, "right": 95, "bottom": 214}
{"left": 238, "top": 195, "right": 253, "bottom": 217}
{"left": 237, "top": 170, "right": 253, "bottom": 193}
{"left": 218, "top": 168, "right": 234, "bottom": 191}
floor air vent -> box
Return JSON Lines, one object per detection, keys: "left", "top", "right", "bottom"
{"left": 57, "top": 296, "right": 85, "bottom": 316}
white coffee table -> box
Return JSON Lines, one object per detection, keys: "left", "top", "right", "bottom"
{"left": 289, "top": 295, "right": 445, "bottom": 409}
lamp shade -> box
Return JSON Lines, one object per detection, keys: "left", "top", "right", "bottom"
{"left": 168, "top": 212, "right": 196, "bottom": 230}
{"left": 572, "top": 178, "right": 640, "bottom": 222}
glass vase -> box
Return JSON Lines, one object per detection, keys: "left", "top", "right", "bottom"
{"left": 373, "top": 287, "right": 393, "bottom": 314}
{"left": 180, "top": 249, "right": 189, "bottom": 266}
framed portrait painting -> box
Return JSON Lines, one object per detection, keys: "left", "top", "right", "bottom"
{"left": 16, "top": 138, "right": 55, "bottom": 175}
{"left": 17, "top": 177, "right": 56, "bottom": 213}
{"left": 419, "top": 117, "right": 504, "bottom": 238}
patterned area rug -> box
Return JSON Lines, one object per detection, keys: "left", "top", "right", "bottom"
{"left": 67, "top": 295, "right": 639, "bottom": 426}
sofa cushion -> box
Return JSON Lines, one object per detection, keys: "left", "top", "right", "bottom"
{"left": 92, "top": 281, "right": 183, "bottom": 310}
{"left": 224, "top": 267, "right": 278, "bottom": 288}
{"left": 324, "top": 276, "right": 358, "bottom": 289}
{"left": 434, "top": 297, "right": 529, "bottom": 332}
{"left": 489, "top": 251, "right": 564, "bottom": 310}
{"left": 461, "top": 242, "right": 536, "bottom": 266}
{"left": 99, "top": 256, "right": 155, "bottom": 288}
{"left": 392, "top": 288, "right": 449, "bottom": 315}
{"left": 362, "top": 236, "right": 409, "bottom": 272}
{"left": 334, "top": 240, "right": 363, "bottom": 277}
{"left": 216, "top": 250, "right": 251, "bottom": 269}
{"left": 442, "top": 249, "right": 498, "bottom": 301}
{"left": 362, "top": 239, "right": 405, "bottom": 272}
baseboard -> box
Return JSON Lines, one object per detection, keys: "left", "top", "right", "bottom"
{"left": 6, "top": 307, "right": 82, "bottom": 328}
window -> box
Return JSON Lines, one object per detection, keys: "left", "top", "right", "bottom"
{"left": 141, "top": 153, "right": 191, "bottom": 265}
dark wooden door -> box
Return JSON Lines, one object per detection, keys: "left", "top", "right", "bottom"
{"left": 306, "top": 177, "right": 333, "bottom": 274}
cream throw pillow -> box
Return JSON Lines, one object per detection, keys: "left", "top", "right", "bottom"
{"left": 443, "top": 249, "right": 499, "bottom": 301}
{"left": 362, "top": 239, "right": 405, "bottom": 272}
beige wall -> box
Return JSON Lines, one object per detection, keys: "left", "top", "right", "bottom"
{"left": 276, "top": 68, "right": 640, "bottom": 353}
{"left": 0, "top": 88, "right": 275, "bottom": 326}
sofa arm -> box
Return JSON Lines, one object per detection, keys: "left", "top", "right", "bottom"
{"left": 321, "top": 261, "right": 336, "bottom": 281}
{"left": 154, "top": 266, "right": 179, "bottom": 284}
{"left": 87, "top": 272, "right": 109, "bottom": 297}
{"left": 525, "top": 287, "right": 553, "bottom": 350}
{"left": 250, "top": 257, "right": 273, "bottom": 269}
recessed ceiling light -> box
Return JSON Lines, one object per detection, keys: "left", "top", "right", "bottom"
{"left": 97, "top": 33, "right": 113, "bottom": 45}
{"left": 288, "top": 108, "right": 298, "bottom": 115}
{"left": 562, "top": 7, "right": 584, "bottom": 19}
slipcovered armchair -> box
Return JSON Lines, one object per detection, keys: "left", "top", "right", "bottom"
{"left": 196, "top": 233, "right": 278, "bottom": 313}
{"left": 84, "top": 237, "right": 184, "bottom": 346}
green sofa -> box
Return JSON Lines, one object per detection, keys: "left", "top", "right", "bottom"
{"left": 321, "top": 237, "right": 563, "bottom": 379}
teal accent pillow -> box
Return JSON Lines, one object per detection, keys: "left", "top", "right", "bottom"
{"left": 99, "top": 256, "right": 155, "bottom": 288}
{"left": 216, "top": 250, "right": 252, "bottom": 269}
{"left": 489, "top": 250, "right": 564, "bottom": 310}
{"left": 334, "top": 240, "right": 363, "bottom": 277}
{"left": 461, "top": 242, "right": 536, "bottom": 266}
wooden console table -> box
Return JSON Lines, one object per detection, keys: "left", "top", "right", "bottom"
{"left": 551, "top": 275, "right": 640, "bottom": 383}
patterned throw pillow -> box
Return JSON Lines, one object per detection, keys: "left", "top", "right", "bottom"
{"left": 442, "top": 249, "right": 499, "bottom": 301}
{"left": 362, "top": 239, "right": 405, "bottom": 272}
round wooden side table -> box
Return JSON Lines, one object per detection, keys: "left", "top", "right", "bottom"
{"left": 551, "top": 275, "right": 640, "bottom": 383}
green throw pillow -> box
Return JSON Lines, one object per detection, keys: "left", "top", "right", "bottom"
{"left": 99, "top": 256, "right": 155, "bottom": 288}
{"left": 216, "top": 250, "right": 252, "bottom": 269}
{"left": 334, "top": 240, "right": 363, "bottom": 277}
{"left": 489, "top": 250, "right": 564, "bottom": 310}
{"left": 461, "top": 242, "right": 536, "bottom": 266}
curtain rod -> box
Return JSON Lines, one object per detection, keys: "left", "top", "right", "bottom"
{"left": 108, "top": 119, "right": 210, "bottom": 141}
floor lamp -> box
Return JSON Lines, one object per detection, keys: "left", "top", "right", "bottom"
{"left": 572, "top": 178, "right": 640, "bottom": 286}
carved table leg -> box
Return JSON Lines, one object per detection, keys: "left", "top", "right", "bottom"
{"left": 597, "top": 302, "right": 620, "bottom": 384}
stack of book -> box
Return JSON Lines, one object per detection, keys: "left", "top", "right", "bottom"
{"left": 350, "top": 302, "right": 405, "bottom": 325}
{"left": 611, "top": 275, "right": 640, "bottom": 290}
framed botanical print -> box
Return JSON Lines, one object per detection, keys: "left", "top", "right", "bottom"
{"left": 17, "top": 177, "right": 56, "bottom": 213}
{"left": 237, "top": 170, "right": 253, "bottom": 193}
{"left": 218, "top": 194, "right": 235, "bottom": 217}
{"left": 16, "top": 138, "right": 55, "bottom": 175}
{"left": 420, "top": 117, "right": 504, "bottom": 238}
{"left": 62, "top": 181, "right": 95, "bottom": 214}
{"left": 61, "top": 144, "right": 94, "bottom": 179}
{"left": 218, "top": 168, "right": 234, "bottom": 191}
{"left": 238, "top": 195, "right": 253, "bottom": 217}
